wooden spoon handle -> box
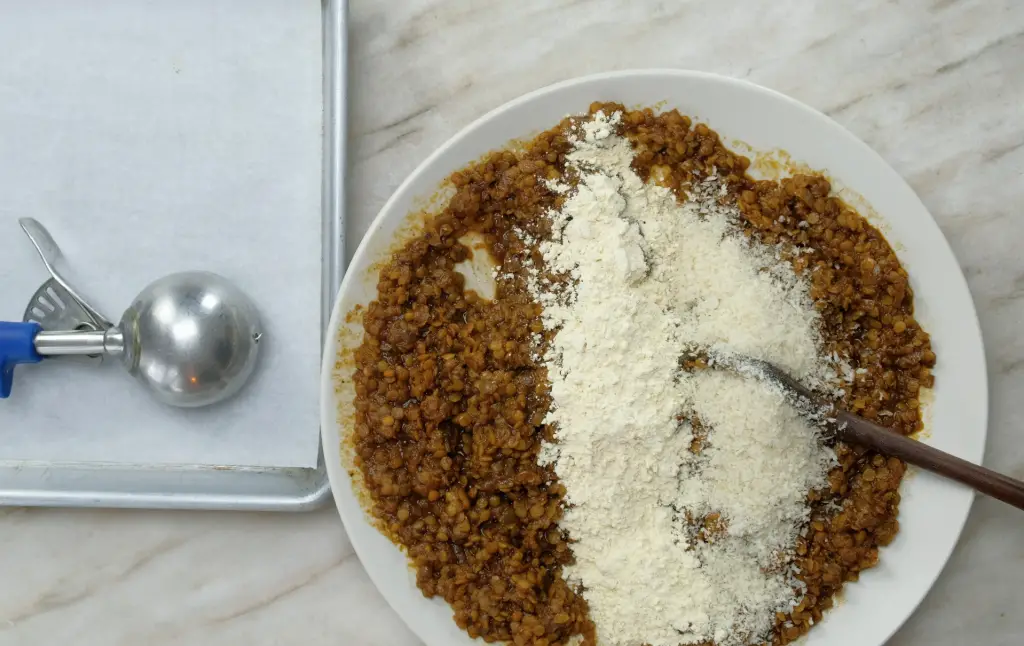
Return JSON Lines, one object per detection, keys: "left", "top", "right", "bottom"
{"left": 837, "top": 412, "right": 1024, "bottom": 510}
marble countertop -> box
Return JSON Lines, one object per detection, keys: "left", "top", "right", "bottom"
{"left": 2, "top": 1, "right": 1022, "bottom": 644}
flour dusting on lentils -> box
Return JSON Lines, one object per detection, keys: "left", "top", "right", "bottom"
{"left": 517, "top": 112, "right": 844, "bottom": 646}
{"left": 348, "top": 104, "right": 934, "bottom": 646}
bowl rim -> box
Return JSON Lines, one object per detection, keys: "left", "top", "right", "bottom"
{"left": 321, "top": 68, "right": 989, "bottom": 646}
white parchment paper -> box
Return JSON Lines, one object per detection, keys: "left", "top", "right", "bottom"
{"left": 0, "top": 0, "right": 324, "bottom": 467}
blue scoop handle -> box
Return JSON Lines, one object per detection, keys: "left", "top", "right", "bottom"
{"left": 0, "top": 321, "right": 43, "bottom": 398}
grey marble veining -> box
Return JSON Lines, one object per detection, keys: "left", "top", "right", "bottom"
{"left": 1, "top": 1, "right": 1022, "bottom": 644}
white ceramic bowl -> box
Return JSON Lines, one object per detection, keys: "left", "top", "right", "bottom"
{"left": 321, "top": 70, "right": 988, "bottom": 646}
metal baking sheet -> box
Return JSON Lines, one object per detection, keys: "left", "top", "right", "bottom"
{"left": 0, "top": 0, "right": 346, "bottom": 511}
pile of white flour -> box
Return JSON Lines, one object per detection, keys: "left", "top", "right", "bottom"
{"left": 523, "top": 112, "right": 841, "bottom": 646}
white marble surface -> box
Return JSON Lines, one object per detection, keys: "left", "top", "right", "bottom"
{"left": 2, "top": 1, "right": 1023, "bottom": 644}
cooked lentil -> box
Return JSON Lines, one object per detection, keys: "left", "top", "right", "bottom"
{"left": 348, "top": 102, "right": 934, "bottom": 646}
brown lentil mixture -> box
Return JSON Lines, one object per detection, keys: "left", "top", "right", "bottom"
{"left": 348, "top": 102, "right": 935, "bottom": 646}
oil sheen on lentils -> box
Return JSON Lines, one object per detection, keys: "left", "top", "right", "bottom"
{"left": 347, "top": 104, "right": 935, "bottom": 646}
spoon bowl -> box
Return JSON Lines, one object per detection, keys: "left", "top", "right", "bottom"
{"left": 122, "top": 271, "right": 263, "bottom": 407}
{"left": 698, "top": 348, "right": 1024, "bottom": 512}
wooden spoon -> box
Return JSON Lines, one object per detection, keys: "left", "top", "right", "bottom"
{"left": 699, "top": 351, "right": 1023, "bottom": 511}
